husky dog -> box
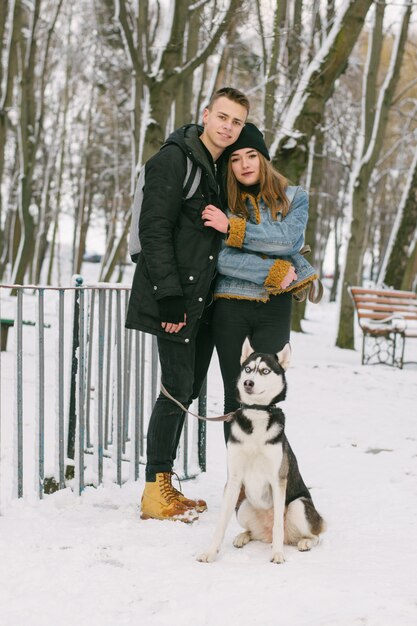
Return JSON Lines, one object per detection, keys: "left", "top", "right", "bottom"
{"left": 197, "top": 338, "right": 326, "bottom": 564}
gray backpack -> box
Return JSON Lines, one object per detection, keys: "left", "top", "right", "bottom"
{"left": 129, "top": 156, "right": 201, "bottom": 262}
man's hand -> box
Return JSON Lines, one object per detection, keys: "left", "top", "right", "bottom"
{"left": 157, "top": 296, "right": 187, "bottom": 333}
{"left": 202, "top": 204, "right": 229, "bottom": 233}
{"left": 161, "top": 317, "right": 187, "bottom": 334}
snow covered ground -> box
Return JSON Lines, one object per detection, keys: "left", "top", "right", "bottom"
{"left": 0, "top": 300, "right": 416, "bottom": 626}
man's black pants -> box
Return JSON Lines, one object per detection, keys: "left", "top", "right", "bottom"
{"left": 145, "top": 318, "right": 213, "bottom": 481}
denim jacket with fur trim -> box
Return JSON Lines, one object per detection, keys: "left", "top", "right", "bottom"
{"left": 214, "top": 186, "right": 318, "bottom": 302}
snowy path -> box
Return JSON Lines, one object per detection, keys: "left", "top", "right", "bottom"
{"left": 1, "top": 302, "right": 416, "bottom": 626}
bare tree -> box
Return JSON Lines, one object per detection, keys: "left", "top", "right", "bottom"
{"left": 115, "top": 0, "right": 242, "bottom": 173}
{"left": 11, "top": 0, "right": 64, "bottom": 285}
{"left": 249, "top": 0, "right": 372, "bottom": 329}
{"left": 270, "top": 0, "right": 374, "bottom": 183}
{"left": 0, "top": 0, "right": 20, "bottom": 278}
{"left": 259, "top": 0, "right": 287, "bottom": 147}
{"left": 11, "top": 0, "right": 41, "bottom": 286}
{"left": 336, "top": 1, "right": 412, "bottom": 349}
{"left": 380, "top": 146, "right": 417, "bottom": 290}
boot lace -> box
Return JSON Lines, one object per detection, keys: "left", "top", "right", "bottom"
{"left": 170, "top": 471, "right": 184, "bottom": 497}
{"left": 159, "top": 472, "right": 180, "bottom": 504}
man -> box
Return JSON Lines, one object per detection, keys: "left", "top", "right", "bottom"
{"left": 126, "top": 87, "right": 250, "bottom": 522}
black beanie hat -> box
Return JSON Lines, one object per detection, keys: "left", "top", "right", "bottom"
{"left": 223, "top": 122, "right": 270, "bottom": 161}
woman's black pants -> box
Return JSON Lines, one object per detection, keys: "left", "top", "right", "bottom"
{"left": 213, "top": 294, "right": 292, "bottom": 440}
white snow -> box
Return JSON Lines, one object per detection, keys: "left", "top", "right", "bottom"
{"left": 1, "top": 299, "right": 417, "bottom": 626}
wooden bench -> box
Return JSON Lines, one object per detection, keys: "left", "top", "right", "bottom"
{"left": 1, "top": 318, "right": 51, "bottom": 352}
{"left": 349, "top": 286, "right": 417, "bottom": 368}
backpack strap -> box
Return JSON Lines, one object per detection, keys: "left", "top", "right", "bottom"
{"left": 182, "top": 157, "right": 201, "bottom": 199}
{"left": 129, "top": 154, "right": 202, "bottom": 262}
{"left": 129, "top": 165, "right": 146, "bottom": 262}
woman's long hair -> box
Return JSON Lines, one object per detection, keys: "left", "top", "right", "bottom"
{"left": 226, "top": 152, "right": 290, "bottom": 220}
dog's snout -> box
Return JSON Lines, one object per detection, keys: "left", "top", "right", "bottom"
{"left": 244, "top": 379, "right": 254, "bottom": 391}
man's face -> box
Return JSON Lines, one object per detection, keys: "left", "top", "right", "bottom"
{"left": 200, "top": 96, "right": 248, "bottom": 158}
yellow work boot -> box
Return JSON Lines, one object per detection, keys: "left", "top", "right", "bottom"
{"left": 140, "top": 472, "right": 198, "bottom": 523}
{"left": 170, "top": 472, "right": 207, "bottom": 513}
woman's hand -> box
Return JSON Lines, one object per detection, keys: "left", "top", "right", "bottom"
{"left": 202, "top": 205, "right": 229, "bottom": 233}
{"left": 281, "top": 265, "right": 297, "bottom": 289}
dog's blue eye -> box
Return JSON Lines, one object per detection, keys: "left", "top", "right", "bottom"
{"left": 262, "top": 368, "right": 270, "bottom": 375}
{"left": 245, "top": 366, "right": 251, "bottom": 373}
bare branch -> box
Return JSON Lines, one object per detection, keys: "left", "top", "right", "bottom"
{"left": 114, "top": 0, "right": 145, "bottom": 81}
{"left": 173, "top": 0, "right": 241, "bottom": 84}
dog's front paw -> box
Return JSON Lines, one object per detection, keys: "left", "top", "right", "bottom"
{"left": 196, "top": 551, "right": 217, "bottom": 563}
{"left": 270, "top": 551, "right": 285, "bottom": 564}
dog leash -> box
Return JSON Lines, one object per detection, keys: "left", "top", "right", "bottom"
{"left": 308, "top": 279, "right": 324, "bottom": 304}
{"left": 160, "top": 383, "right": 234, "bottom": 422}
{"left": 296, "top": 245, "right": 324, "bottom": 304}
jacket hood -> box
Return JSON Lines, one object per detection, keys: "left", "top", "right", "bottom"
{"left": 163, "top": 124, "right": 214, "bottom": 174}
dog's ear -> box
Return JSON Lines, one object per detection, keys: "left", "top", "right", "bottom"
{"left": 240, "top": 337, "right": 254, "bottom": 364}
{"left": 277, "top": 343, "right": 291, "bottom": 370}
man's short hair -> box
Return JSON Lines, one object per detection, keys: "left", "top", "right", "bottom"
{"left": 207, "top": 87, "right": 250, "bottom": 114}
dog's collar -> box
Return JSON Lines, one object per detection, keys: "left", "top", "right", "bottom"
{"left": 240, "top": 402, "right": 278, "bottom": 411}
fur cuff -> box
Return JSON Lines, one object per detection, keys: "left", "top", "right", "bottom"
{"left": 226, "top": 217, "right": 246, "bottom": 248}
{"left": 264, "top": 259, "right": 293, "bottom": 295}
{"left": 287, "top": 274, "right": 318, "bottom": 294}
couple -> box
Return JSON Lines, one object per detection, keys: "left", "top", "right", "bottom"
{"left": 125, "top": 87, "right": 318, "bottom": 522}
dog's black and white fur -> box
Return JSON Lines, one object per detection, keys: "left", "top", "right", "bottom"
{"left": 197, "top": 339, "right": 326, "bottom": 564}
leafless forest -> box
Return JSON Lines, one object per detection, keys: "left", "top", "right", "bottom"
{"left": 0, "top": 0, "right": 416, "bottom": 348}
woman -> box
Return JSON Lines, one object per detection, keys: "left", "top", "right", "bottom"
{"left": 202, "top": 123, "right": 318, "bottom": 431}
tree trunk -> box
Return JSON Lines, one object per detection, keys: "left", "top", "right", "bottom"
{"left": 288, "top": 0, "right": 302, "bottom": 76}
{"left": 271, "top": 0, "right": 374, "bottom": 183}
{"left": 32, "top": 120, "right": 60, "bottom": 283}
{"left": 382, "top": 148, "right": 417, "bottom": 289}
{"left": 46, "top": 13, "right": 71, "bottom": 284}
{"left": 336, "top": 2, "right": 411, "bottom": 349}
{"left": 175, "top": 4, "right": 202, "bottom": 126}
{"left": 402, "top": 239, "right": 417, "bottom": 292}
{"left": 73, "top": 86, "right": 94, "bottom": 274}
{"left": 75, "top": 186, "right": 93, "bottom": 275}
{"left": 11, "top": 0, "right": 66, "bottom": 285}
{"left": 292, "top": 128, "right": 325, "bottom": 331}
{"left": 329, "top": 216, "right": 342, "bottom": 302}
{"left": 11, "top": 0, "right": 40, "bottom": 286}
{"left": 100, "top": 211, "right": 130, "bottom": 282}
{"left": 0, "top": 0, "right": 19, "bottom": 240}
{"left": 263, "top": 0, "right": 287, "bottom": 145}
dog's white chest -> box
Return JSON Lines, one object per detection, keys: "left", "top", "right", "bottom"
{"left": 229, "top": 412, "right": 284, "bottom": 509}
{"left": 231, "top": 410, "right": 282, "bottom": 449}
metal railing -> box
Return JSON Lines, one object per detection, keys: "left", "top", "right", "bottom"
{"left": 0, "top": 278, "right": 206, "bottom": 508}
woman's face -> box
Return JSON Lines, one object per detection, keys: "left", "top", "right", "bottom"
{"left": 230, "top": 148, "right": 260, "bottom": 186}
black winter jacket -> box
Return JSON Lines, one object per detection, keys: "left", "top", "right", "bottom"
{"left": 125, "top": 124, "right": 225, "bottom": 343}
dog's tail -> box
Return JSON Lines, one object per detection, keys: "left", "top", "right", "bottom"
{"left": 303, "top": 497, "right": 327, "bottom": 535}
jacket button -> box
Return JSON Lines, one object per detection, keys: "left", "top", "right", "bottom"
{"left": 189, "top": 275, "right": 194, "bottom": 281}
{"left": 198, "top": 297, "right": 203, "bottom": 302}
{"left": 209, "top": 255, "right": 214, "bottom": 260}
{"left": 153, "top": 285, "right": 157, "bottom": 290}
{"left": 185, "top": 338, "right": 190, "bottom": 343}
